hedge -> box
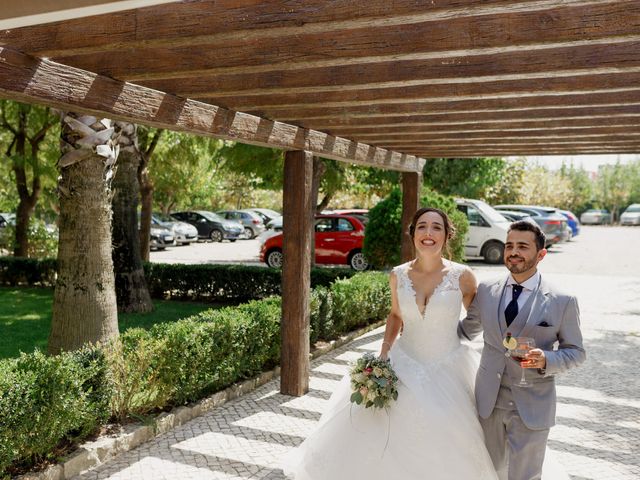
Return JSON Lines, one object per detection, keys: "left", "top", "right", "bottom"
{"left": 0, "top": 271, "right": 390, "bottom": 476}
{"left": 0, "top": 256, "right": 356, "bottom": 302}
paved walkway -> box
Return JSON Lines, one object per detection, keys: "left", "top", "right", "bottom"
{"left": 73, "top": 270, "right": 640, "bottom": 480}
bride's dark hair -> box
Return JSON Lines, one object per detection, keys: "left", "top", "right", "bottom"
{"left": 408, "top": 207, "right": 456, "bottom": 259}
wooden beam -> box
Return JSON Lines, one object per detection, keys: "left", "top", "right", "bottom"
{"left": 328, "top": 117, "right": 640, "bottom": 136}
{"left": 46, "top": 1, "right": 640, "bottom": 81}
{"left": 0, "top": 1, "right": 178, "bottom": 29}
{"left": 367, "top": 129, "right": 640, "bottom": 142}
{"left": 308, "top": 105, "right": 640, "bottom": 129}
{"left": 401, "top": 173, "right": 421, "bottom": 263}
{"left": 203, "top": 73, "right": 640, "bottom": 111}
{"left": 0, "top": 47, "right": 423, "bottom": 172}
{"left": 140, "top": 41, "right": 640, "bottom": 98}
{"left": 0, "top": 0, "right": 608, "bottom": 56}
{"left": 280, "top": 150, "right": 313, "bottom": 397}
{"left": 262, "top": 91, "right": 640, "bottom": 121}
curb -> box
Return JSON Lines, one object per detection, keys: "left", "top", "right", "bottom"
{"left": 18, "top": 320, "right": 384, "bottom": 480}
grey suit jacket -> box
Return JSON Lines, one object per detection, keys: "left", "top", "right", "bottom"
{"left": 459, "top": 274, "right": 586, "bottom": 430}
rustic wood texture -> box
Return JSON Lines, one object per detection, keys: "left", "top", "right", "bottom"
{"left": 0, "top": 47, "right": 422, "bottom": 171}
{"left": 280, "top": 150, "right": 313, "bottom": 397}
{"left": 401, "top": 172, "right": 421, "bottom": 264}
{"left": 1, "top": 0, "right": 639, "bottom": 162}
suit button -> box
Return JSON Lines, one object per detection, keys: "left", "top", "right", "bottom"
{"left": 509, "top": 402, "right": 514, "bottom": 406}
{"left": 497, "top": 373, "right": 501, "bottom": 378}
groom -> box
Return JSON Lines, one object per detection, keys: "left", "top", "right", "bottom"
{"left": 459, "top": 220, "right": 586, "bottom": 480}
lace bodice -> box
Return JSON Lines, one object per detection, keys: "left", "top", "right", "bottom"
{"left": 392, "top": 260, "right": 466, "bottom": 363}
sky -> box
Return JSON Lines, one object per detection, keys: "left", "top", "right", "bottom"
{"left": 514, "top": 154, "right": 639, "bottom": 172}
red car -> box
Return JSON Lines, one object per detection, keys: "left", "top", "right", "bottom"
{"left": 260, "top": 214, "right": 368, "bottom": 271}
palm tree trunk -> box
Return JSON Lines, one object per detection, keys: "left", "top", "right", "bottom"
{"left": 112, "top": 122, "right": 153, "bottom": 313}
{"left": 49, "top": 113, "right": 119, "bottom": 354}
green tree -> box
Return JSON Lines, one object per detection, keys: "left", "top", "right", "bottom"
{"left": 517, "top": 164, "right": 573, "bottom": 208}
{"left": 363, "top": 187, "right": 468, "bottom": 268}
{"left": 422, "top": 158, "right": 505, "bottom": 199}
{"left": 558, "top": 162, "right": 594, "bottom": 215}
{"left": 0, "top": 100, "right": 59, "bottom": 257}
{"left": 596, "top": 162, "right": 635, "bottom": 221}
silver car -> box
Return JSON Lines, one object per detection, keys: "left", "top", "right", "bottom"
{"left": 494, "top": 205, "right": 568, "bottom": 248}
{"left": 217, "top": 209, "right": 266, "bottom": 239}
{"left": 620, "top": 204, "right": 640, "bottom": 226}
{"left": 152, "top": 213, "right": 198, "bottom": 245}
{"left": 580, "top": 209, "right": 612, "bottom": 225}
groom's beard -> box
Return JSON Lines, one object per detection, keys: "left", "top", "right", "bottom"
{"left": 505, "top": 255, "right": 537, "bottom": 274}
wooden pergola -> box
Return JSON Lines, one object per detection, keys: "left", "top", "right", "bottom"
{"left": 1, "top": 0, "right": 637, "bottom": 395}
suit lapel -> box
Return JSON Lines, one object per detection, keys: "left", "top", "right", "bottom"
{"left": 519, "top": 278, "right": 551, "bottom": 338}
{"left": 492, "top": 276, "right": 510, "bottom": 339}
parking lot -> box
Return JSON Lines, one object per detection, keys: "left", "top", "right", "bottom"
{"left": 151, "top": 225, "right": 640, "bottom": 277}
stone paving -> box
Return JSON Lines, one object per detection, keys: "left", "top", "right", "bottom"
{"left": 72, "top": 268, "right": 640, "bottom": 480}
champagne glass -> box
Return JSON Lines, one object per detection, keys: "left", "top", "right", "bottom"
{"left": 510, "top": 337, "right": 535, "bottom": 388}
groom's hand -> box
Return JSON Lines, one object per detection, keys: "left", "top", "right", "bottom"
{"left": 522, "top": 348, "right": 546, "bottom": 369}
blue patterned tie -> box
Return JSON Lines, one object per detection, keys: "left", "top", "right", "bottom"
{"left": 505, "top": 284, "right": 524, "bottom": 327}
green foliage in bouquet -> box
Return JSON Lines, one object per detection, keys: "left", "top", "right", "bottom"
{"left": 349, "top": 353, "right": 398, "bottom": 410}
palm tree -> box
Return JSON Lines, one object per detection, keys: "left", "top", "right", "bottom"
{"left": 48, "top": 112, "right": 119, "bottom": 354}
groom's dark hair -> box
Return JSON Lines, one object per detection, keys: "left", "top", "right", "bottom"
{"left": 508, "top": 220, "right": 546, "bottom": 251}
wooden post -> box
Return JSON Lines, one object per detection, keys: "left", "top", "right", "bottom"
{"left": 401, "top": 171, "right": 421, "bottom": 263}
{"left": 281, "top": 150, "right": 313, "bottom": 396}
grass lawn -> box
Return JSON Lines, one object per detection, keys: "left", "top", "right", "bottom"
{"left": 0, "top": 286, "right": 217, "bottom": 359}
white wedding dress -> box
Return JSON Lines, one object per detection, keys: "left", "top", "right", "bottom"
{"left": 283, "top": 261, "right": 499, "bottom": 479}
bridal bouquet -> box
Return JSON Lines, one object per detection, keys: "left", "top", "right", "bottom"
{"left": 349, "top": 353, "right": 399, "bottom": 410}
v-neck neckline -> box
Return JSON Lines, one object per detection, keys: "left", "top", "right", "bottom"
{"left": 406, "top": 261, "right": 451, "bottom": 318}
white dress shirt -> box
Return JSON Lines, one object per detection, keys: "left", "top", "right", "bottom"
{"left": 502, "top": 270, "right": 541, "bottom": 312}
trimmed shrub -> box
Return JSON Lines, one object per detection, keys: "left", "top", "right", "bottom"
{"left": 0, "top": 256, "right": 57, "bottom": 286}
{"left": 363, "top": 187, "right": 469, "bottom": 268}
{"left": 0, "top": 271, "right": 390, "bottom": 476}
{"left": 0, "top": 257, "right": 356, "bottom": 302}
{"left": 0, "top": 347, "right": 110, "bottom": 474}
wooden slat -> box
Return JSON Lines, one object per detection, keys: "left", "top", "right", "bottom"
{"left": 139, "top": 41, "right": 640, "bottom": 98}
{"left": 258, "top": 91, "right": 640, "bottom": 121}
{"left": 327, "top": 117, "right": 640, "bottom": 136}
{"left": 359, "top": 128, "right": 640, "bottom": 142}
{"left": 0, "top": 0, "right": 607, "bottom": 56}
{"left": 0, "top": 47, "right": 423, "bottom": 172}
{"left": 205, "top": 73, "right": 640, "bottom": 111}
{"left": 280, "top": 150, "right": 313, "bottom": 397}
{"left": 47, "top": 1, "right": 640, "bottom": 81}
{"left": 308, "top": 105, "right": 640, "bottom": 128}
{"left": 0, "top": 1, "right": 178, "bottom": 30}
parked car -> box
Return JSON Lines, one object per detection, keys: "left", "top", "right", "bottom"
{"left": 496, "top": 209, "right": 537, "bottom": 225}
{"left": 455, "top": 199, "right": 510, "bottom": 264}
{"left": 559, "top": 210, "right": 581, "bottom": 238}
{"left": 152, "top": 212, "right": 198, "bottom": 245}
{"left": 579, "top": 209, "right": 612, "bottom": 225}
{"left": 217, "top": 209, "right": 266, "bottom": 239}
{"left": 266, "top": 215, "right": 283, "bottom": 232}
{"left": 0, "top": 212, "right": 15, "bottom": 247}
{"left": 149, "top": 224, "right": 175, "bottom": 250}
{"left": 620, "top": 204, "right": 640, "bottom": 226}
{"left": 171, "top": 210, "right": 243, "bottom": 242}
{"left": 247, "top": 208, "right": 281, "bottom": 224}
{"left": 260, "top": 214, "right": 368, "bottom": 270}
{"left": 493, "top": 205, "right": 567, "bottom": 247}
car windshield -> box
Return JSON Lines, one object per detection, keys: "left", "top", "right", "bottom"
{"left": 200, "top": 211, "right": 224, "bottom": 222}
{"left": 625, "top": 205, "right": 640, "bottom": 213}
{"left": 154, "top": 213, "right": 175, "bottom": 222}
{"left": 473, "top": 200, "right": 509, "bottom": 223}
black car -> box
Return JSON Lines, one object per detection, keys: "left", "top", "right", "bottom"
{"left": 171, "top": 210, "right": 243, "bottom": 242}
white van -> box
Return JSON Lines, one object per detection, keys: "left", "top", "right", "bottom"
{"left": 455, "top": 199, "right": 510, "bottom": 264}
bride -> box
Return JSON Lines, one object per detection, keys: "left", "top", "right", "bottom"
{"left": 282, "top": 207, "right": 567, "bottom": 479}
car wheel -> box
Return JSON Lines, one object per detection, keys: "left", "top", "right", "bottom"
{"left": 209, "top": 229, "right": 223, "bottom": 242}
{"left": 244, "top": 227, "right": 254, "bottom": 239}
{"left": 482, "top": 241, "right": 504, "bottom": 264}
{"left": 266, "top": 249, "right": 283, "bottom": 268}
{"left": 349, "top": 250, "right": 369, "bottom": 271}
